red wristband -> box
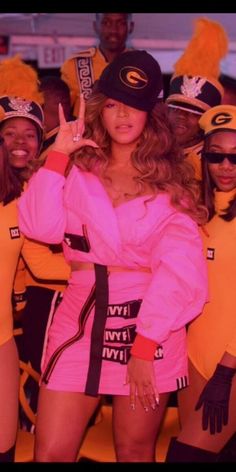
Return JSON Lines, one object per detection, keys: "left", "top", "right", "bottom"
{"left": 131, "top": 333, "right": 157, "bottom": 361}
{"left": 44, "top": 151, "right": 69, "bottom": 175}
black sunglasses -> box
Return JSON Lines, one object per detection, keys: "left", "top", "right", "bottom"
{"left": 203, "top": 152, "right": 236, "bottom": 165}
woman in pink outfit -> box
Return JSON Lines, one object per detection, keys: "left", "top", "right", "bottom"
{"left": 18, "top": 50, "right": 208, "bottom": 462}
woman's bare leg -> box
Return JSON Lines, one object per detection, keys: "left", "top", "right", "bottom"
{"left": 0, "top": 337, "right": 19, "bottom": 453}
{"left": 113, "top": 393, "right": 170, "bottom": 462}
{"left": 178, "top": 359, "right": 206, "bottom": 428}
{"left": 35, "top": 385, "right": 101, "bottom": 462}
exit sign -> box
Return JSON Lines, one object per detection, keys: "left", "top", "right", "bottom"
{"left": 38, "top": 45, "right": 66, "bottom": 68}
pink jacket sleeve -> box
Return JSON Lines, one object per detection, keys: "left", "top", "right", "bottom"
{"left": 18, "top": 167, "right": 67, "bottom": 244}
{"left": 135, "top": 215, "right": 208, "bottom": 346}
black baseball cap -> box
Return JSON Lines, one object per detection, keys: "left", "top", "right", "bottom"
{"left": 97, "top": 50, "right": 163, "bottom": 112}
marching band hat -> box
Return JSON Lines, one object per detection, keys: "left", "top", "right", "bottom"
{"left": 166, "top": 17, "right": 228, "bottom": 115}
{"left": 0, "top": 105, "right": 4, "bottom": 121}
{"left": 199, "top": 104, "right": 236, "bottom": 136}
{"left": 166, "top": 76, "right": 224, "bottom": 115}
{"left": 0, "top": 55, "right": 44, "bottom": 139}
{"left": 97, "top": 50, "right": 164, "bottom": 112}
{"left": 0, "top": 96, "right": 44, "bottom": 131}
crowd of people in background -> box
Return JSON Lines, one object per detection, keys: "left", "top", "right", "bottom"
{"left": 0, "top": 12, "right": 236, "bottom": 463}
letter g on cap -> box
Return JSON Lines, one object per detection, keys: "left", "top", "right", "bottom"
{"left": 211, "top": 112, "right": 232, "bottom": 126}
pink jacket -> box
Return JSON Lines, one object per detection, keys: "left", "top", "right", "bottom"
{"left": 18, "top": 152, "right": 208, "bottom": 346}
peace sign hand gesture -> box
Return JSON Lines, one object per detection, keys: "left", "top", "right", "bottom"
{"left": 52, "top": 94, "right": 98, "bottom": 156}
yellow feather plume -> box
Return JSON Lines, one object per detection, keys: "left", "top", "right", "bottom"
{"left": 0, "top": 54, "right": 43, "bottom": 104}
{"left": 174, "top": 17, "right": 228, "bottom": 79}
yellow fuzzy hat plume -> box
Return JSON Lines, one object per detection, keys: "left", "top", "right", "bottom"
{"left": 174, "top": 17, "right": 228, "bottom": 80}
{"left": 166, "top": 17, "right": 228, "bottom": 115}
{"left": 0, "top": 54, "right": 43, "bottom": 104}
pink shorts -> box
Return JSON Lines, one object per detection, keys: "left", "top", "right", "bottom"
{"left": 41, "top": 270, "right": 188, "bottom": 395}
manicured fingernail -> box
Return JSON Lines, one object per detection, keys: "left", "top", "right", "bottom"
{"left": 130, "top": 404, "right": 135, "bottom": 410}
{"left": 156, "top": 397, "right": 160, "bottom": 405}
{"left": 144, "top": 407, "right": 149, "bottom": 412}
{"left": 151, "top": 404, "right": 156, "bottom": 410}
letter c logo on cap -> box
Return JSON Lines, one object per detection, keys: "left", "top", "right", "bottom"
{"left": 211, "top": 112, "right": 232, "bottom": 127}
{"left": 120, "top": 66, "right": 148, "bottom": 89}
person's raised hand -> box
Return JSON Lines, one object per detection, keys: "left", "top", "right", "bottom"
{"left": 52, "top": 94, "right": 98, "bottom": 156}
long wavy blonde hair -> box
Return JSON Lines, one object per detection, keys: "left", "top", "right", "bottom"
{"left": 69, "top": 92, "right": 207, "bottom": 225}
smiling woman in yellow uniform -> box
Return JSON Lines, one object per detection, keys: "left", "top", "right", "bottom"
{"left": 166, "top": 104, "right": 236, "bottom": 462}
{"left": 0, "top": 92, "right": 70, "bottom": 433}
{"left": 0, "top": 133, "right": 24, "bottom": 462}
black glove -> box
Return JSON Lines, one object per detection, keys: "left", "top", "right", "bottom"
{"left": 195, "top": 363, "right": 236, "bottom": 435}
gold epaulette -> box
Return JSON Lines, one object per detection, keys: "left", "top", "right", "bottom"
{"left": 184, "top": 141, "right": 203, "bottom": 157}
{"left": 72, "top": 47, "right": 96, "bottom": 59}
